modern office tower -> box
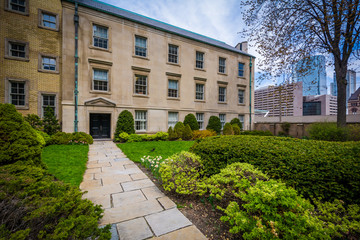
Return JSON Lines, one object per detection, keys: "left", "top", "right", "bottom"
{"left": 332, "top": 70, "right": 357, "bottom": 100}
{"left": 254, "top": 82, "right": 303, "bottom": 117}
{"left": 303, "top": 95, "right": 337, "bottom": 116}
{"left": 294, "top": 55, "right": 327, "bottom": 96}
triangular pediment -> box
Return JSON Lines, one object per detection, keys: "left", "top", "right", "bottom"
{"left": 84, "top": 97, "right": 116, "bottom": 107}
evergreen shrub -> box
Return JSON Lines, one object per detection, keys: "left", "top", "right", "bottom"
{"left": 307, "top": 122, "right": 350, "bottom": 141}
{"left": 190, "top": 135, "right": 360, "bottom": 204}
{"left": 168, "top": 127, "right": 177, "bottom": 141}
{"left": 206, "top": 116, "right": 221, "bottom": 134}
{"left": 114, "top": 110, "right": 135, "bottom": 140}
{"left": 183, "top": 114, "right": 199, "bottom": 130}
{"left": 0, "top": 163, "right": 111, "bottom": 239}
{"left": 222, "top": 123, "right": 234, "bottom": 135}
{"left": 232, "top": 124, "right": 241, "bottom": 135}
{"left": 0, "top": 104, "right": 43, "bottom": 166}
{"left": 127, "top": 134, "right": 143, "bottom": 143}
{"left": 230, "top": 118, "right": 242, "bottom": 130}
{"left": 192, "top": 130, "right": 217, "bottom": 140}
{"left": 47, "top": 132, "right": 93, "bottom": 145}
{"left": 42, "top": 107, "right": 61, "bottom": 135}
{"left": 174, "top": 122, "right": 185, "bottom": 139}
{"left": 24, "top": 114, "right": 43, "bottom": 130}
{"left": 240, "top": 130, "right": 273, "bottom": 136}
{"left": 182, "top": 124, "right": 193, "bottom": 140}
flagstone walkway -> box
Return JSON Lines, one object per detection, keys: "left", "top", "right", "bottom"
{"left": 80, "top": 141, "right": 207, "bottom": 240}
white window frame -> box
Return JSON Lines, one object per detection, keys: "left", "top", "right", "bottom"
{"left": 195, "top": 51, "right": 204, "bottom": 69}
{"left": 42, "top": 94, "right": 56, "bottom": 117}
{"left": 135, "top": 110, "right": 147, "bottom": 131}
{"left": 219, "top": 86, "right": 226, "bottom": 102}
{"left": 238, "top": 89, "right": 245, "bottom": 104}
{"left": 238, "top": 114, "right": 244, "bottom": 130}
{"left": 168, "top": 79, "right": 179, "bottom": 98}
{"left": 168, "top": 44, "right": 179, "bottom": 64}
{"left": 168, "top": 112, "right": 178, "bottom": 128}
{"left": 93, "top": 24, "right": 109, "bottom": 49}
{"left": 134, "top": 75, "right": 148, "bottom": 95}
{"left": 219, "top": 57, "right": 226, "bottom": 73}
{"left": 238, "top": 62, "right": 245, "bottom": 77}
{"left": 93, "top": 69, "right": 109, "bottom": 91}
{"left": 219, "top": 114, "right": 226, "bottom": 130}
{"left": 10, "top": 81, "right": 26, "bottom": 107}
{"left": 135, "top": 35, "right": 147, "bottom": 57}
{"left": 196, "top": 113, "right": 204, "bottom": 130}
{"left": 195, "top": 83, "right": 204, "bottom": 100}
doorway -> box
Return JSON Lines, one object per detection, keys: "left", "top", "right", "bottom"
{"left": 90, "top": 113, "right": 111, "bottom": 139}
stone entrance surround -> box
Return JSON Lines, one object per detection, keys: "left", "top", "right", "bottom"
{"left": 80, "top": 141, "right": 207, "bottom": 240}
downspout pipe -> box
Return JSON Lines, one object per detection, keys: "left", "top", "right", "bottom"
{"left": 74, "top": 1, "right": 79, "bottom": 132}
{"left": 249, "top": 57, "right": 253, "bottom": 131}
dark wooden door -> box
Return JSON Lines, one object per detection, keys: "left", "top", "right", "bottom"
{"left": 90, "top": 114, "right": 111, "bottom": 139}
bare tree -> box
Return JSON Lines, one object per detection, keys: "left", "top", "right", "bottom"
{"left": 242, "top": 0, "right": 360, "bottom": 127}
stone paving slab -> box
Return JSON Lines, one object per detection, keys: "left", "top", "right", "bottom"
{"left": 130, "top": 172, "right": 148, "bottom": 181}
{"left": 157, "top": 197, "right": 176, "bottom": 209}
{"left": 79, "top": 179, "right": 102, "bottom": 190}
{"left": 151, "top": 226, "right": 207, "bottom": 240}
{"left": 82, "top": 184, "right": 123, "bottom": 198}
{"left": 101, "top": 174, "right": 132, "bottom": 186}
{"left": 141, "top": 186, "right": 165, "bottom": 200}
{"left": 112, "top": 190, "right": 147, "bottom": 207}
{"left": 121, "top": 179, "right": 155, "bottom": 191}
{"left": 116, "top": 217, "right": 153, "bottom": 240}
{"left": 145, "top": 208, "right": 192, "bottom": 236}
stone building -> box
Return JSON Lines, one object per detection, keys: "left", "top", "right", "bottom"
{"left": 348, "top": 87, "right": 360, "bottom": 115}
{"left": 61, "top": 0, "right": 255, "bottom": 138}
{"left": 0, "top": 0, "right": 62, "bottom": 118}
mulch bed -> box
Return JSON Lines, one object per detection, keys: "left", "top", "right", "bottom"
{"left": 135, "top": 162, "right": 240, "bottom": 240}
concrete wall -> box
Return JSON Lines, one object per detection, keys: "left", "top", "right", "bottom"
{"left": 0, "top": 0, "right": 62, "bottom": 118}
{"left": 61, "top": 2, "right": 255, "bottom": 136}
{"left": 255, "top": 115, "right": 360, "bottom": 137}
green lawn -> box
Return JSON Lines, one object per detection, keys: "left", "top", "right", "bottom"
{"left": 42, "top": 145, "right": 89, "bottom": 187}
{"left": 117, "top": 141, "right": 194, "bottom": 162}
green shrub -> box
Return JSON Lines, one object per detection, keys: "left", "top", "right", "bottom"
{"left": 118, "top": 132, "right": 130, "bottom": 143}
{"left": 24, "top": 114, "right": 43, "bottom": 130}
{"left": 37, "top": 130, "right": 51, "bottom": 145}
{"left": 152, "top": 131, "right": 169, "bottom": 141}
{"left": 240, "top": 130, "right": 273, "bottom": 136}
{"left": 197, "top": 162, "right": 268, "bottom": 201}
{"left": 281, "top": 122, "right": 291, "bottom": 135}
{"left": 232, "top": 124, "right": 241, "bottom": 135}
{"left": 348, "top": 124, "right": 360, "bottom": 141}
{"left": 223, "top": 123, "right": 234, "bottom": 135}
{"left": 314, "top": 199, "right": 360, "bottom": 239}
{"left": 190, "top": 135, "right": 360, "bottom": 204}
{"left": 114, "top": 110, "right": 135, "bottom": 139}
{"left": 307, "top": 122, "right": 349, "bottom": 141}
{"left": 220, "top": 180, "right": 329, "bottom": 239}
{"left": 182, "top": 124, "right": 193, "bottom": 140}
{"left": 71, "top": 132, "right": 93, "bottom": 144}
{"left": 174, "top": 122, "right": 185, "bottom": 139}
{"left": 159, "top": 151, "right": 204, "bottom": 195}
{"left": 127, "top": 134, "right": 143, "bottom": 143}
{"left": 192, "top": 129, "right": 217, "bottom": 140}
{"left": 206, "top": 116, "right": 221, "bottom": 134}
{"left": 35, "top": 130, "right": 46, "bottom": 147}
{"left": 42, "top": 107, "right": 61, "bottom": 135}
{"left": 230, "top": 118, "right": 242, "bottom": 130}
{"left": 183, "top": 114, "right": 199, "bottom": 130}
{"left": 0, "top": 163, "right": 111, "bottom": 239}
{"left": 47, "top": 132, "right": 72, "bottom": 145}
{"left": 0, "top": 104, "right": 43, "bottom": 167}
{"left": 168, "top": 127, "right": 177, "bottom": 141}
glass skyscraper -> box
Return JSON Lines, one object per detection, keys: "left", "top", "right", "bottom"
{"left": 331, "top": 70, "right": 357, "bottom": 101}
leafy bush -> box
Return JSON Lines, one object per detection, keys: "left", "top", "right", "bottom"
{"left": 348, "top": 124, "right": 360, "bottom": 141}
{"left": 190, "top": 135, "right": 360, "bottom": 204}
{"left": 206, "top": 116, "right": 221, "bottom": 134}
{"left": 197, "top": 162, "right": 268, "bottom": 201}
{"left": 232, "top": 124, "right": 241, "bottom": 135}
{"left": 152, "top": 131, "right": 169, "bottom": 141}
{"left": 168, "top": 127, "right": 177, "bottom": 141}
{"left": 159, "top": 151, "right": 204, "bottom": 195}
{"left": 230, "top": 118, "right": 242, "bottom": 130}
{"left": 114, "top": 110, "right": 135, "bottom": 140}
{"left": 37, "top": 130, "right": 51, "bottom": 144}
{"left": 314, "top": 199, "right": 360, "bottom": 239}
{"left": 0, "top": 104, "right": 43, "bottom": 167}
{"left": 71, "top": 132, "right": 93, "bottom": 144}
{"left": 182, "top": 124, "right": 193, "bottom": 140}
{"left": 183, "top": 114, "right": 199, "bottom": 130}
{"left": 174, "top": 122, "right": 185, "bottom": 139}
{"left": 118, "top": 132, "right": 130, "bottom": 143}
{"left": 35, "top": 130, "right": 46, "bottom": 147}
{"left": 47, "top": 132, "right": 93, "bottom": 145}
{"left": 192, "top": 129, "right": 217, "bottom": 140}
{"left": 220, "top": 180, "right": 328, "bottom": 239}
{"left": 240, "top": 130, "right": 273, "bottom": 136}
{"left": 281, "top": 122, "right": 291, "bottom": 135}
{"left": 223, "top": 123, "right": 234, "bottom": 135}
{"left": 24, "top": 114, "right": 43, "bottom": 130}
{"left": 127, "top": 134, "right": 143, "bottom": 143}
{"left": 0, "top": 163, "right": 111, "bottom": 239}
{"left": 307, "top": 122, "right": 349, "bottom": 141}
{"left": 42, "top": 107, "right": 61, "bottom": 135}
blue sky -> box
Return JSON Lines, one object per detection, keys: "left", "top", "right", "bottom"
{"left": 102, "top": 0, "right": 359, "bottom": 91}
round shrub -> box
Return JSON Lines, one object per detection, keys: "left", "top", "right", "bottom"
{"left": 192, "top": 130, "right": 217, "bottom": 140}
{"left": 71, "top": 132, "right": 93, "bottom": 144}
{"left": 182, "top": 124, "right": 193, "bottom": 140}
{"left": 114, "top": 110, "right": 135, "bottom": 139}
{"left": 118, "top": 132, "right": 130, "bottom": 143}
{"left": 206, "top": 116, "right": 221, "bottom": 134}
{"left": 168, "top": 127, "right": 177, "bottom": 141}
{"left": 223, "top": 123, "right": 234, "bottom": 135}
{"left": 153, "top": 131, "right": 169, "bottom": 141}
{"left": 232, "top": 124, "right": 241, "bottom": 135}
{"left": 159, "top": 151, "right": 204, "bottom": 195}
{"left": 183, "top": 114, "right": 199, "bottom": 130}
{"left": 0, "top": 104, "right": 43, "bottom": 166}
{"left": 230, "top": 118, "right": 242, "bottom": 130}
{"left": 47, "top": 132, "right": 72, "bottom": 145}
{"left": 127, "top": 134, "right": 143, "bottom": 143}
{"left": 174, "top": 122, "right": 185, "bottom": 139}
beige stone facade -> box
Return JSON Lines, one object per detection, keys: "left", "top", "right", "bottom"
{"left": 0, "top": 0, "right": 62, "bottom": 118}
{"left": 61, "top": 1, "right": 255, "bottom": 138}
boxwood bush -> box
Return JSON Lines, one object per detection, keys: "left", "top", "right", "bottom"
{"left": 0, "top": 163, "right": 110, "bottom": 239}
{"left": 190, "top": 135, "right": 360, "bottom": 204}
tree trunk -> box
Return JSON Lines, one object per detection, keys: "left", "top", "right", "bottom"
{"left": 335, "top": 61, "right": 348, "bottom": 128}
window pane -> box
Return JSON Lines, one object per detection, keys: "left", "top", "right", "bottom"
{"left": 10, "top": 0, "right": 26, "bottom": 12}
{"left": 93, "top": 25, "right": 108, "bottom": 49}
{"left": 238, "top": 89, "right": 245, "bottom": 104}
{"left": 219, "top": 114, "right": 226, "bottom": 129}
{"left": 219, "top": 87, "right": 226, "bottom": 102}
{"left": 196, "top": 84, "right": 204, "bottom": 100}
{"left": 10, "top": 82, "right": 25, "bottom": 106}
{"left": 42, "top": 95, "right": 56, "bottom": 116}
{"left": 219, "top": 57, "right": 226, "bottom": 73}
{"left": 10, "top": 43, "right": 26, "bottom": 58}
{"left": 196, "top": 113, "right": 204, "bottom": 130}
{"left": 168, "top": 45, "right": 178, "bottom": 63}
{"left": 168, "top": 80, "right": 178, "bottom": 98}
{"left": 43, "top": 13, "right": 57, "bottom": 29}
{"left": 135, "top": 36, "right": 147, "bottom": 57}
{"left": 238, "top": 63, "right": 244, "bottom": 77}
{"left": 196, "top": 51, "right": 204, "bottom": 69}
{"left": 93, "top": 69, "right": 108, "bottom": 91}
{"left": 135, "top": 111, "right": 147, "bottom": 131}
{"left": 42, "top": 57, "right": 56, "bottom": 71}
{"left": 135, "top": 75, "right": 147, "bottom": 95}
{"left": 168, "top": 112, "right": 178, "bottom": 128}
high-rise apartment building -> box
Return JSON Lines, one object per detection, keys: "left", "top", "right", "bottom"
{"left": 294, "top": 55, "right": 327, "bottom": 96}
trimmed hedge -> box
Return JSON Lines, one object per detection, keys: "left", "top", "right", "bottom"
{"left": 206, "top": 116, "right": 221, "bottom": 134}
{"left": 47, "top": 132, "right": 93, "bottom": 145}
{"left": 183, "top": 114, "right": 199, "bottom": 130}
{"left": 0, "top": 163, "right": 110, "bottom": 239}
{"left": 0, "top": 104, "right": 43, "bottom": 167}
{"left": 190, "top": 135, "right": 360, "bottom": 204}
{"left": 114, "top": 110, "right": 135, "bottom": 140}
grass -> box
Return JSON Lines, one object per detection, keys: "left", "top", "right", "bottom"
{"left": 42, "top": 145, "right": 89, "bottom": 187}
{"left": 117, "top": 141, "right": 194, "bottom": 162}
